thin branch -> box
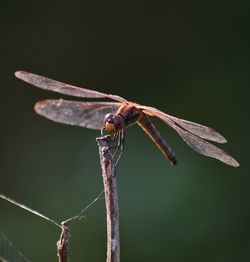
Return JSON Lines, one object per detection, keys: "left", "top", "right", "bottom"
{"left": 96, "top": 135, "right": 120, "bottom": 262}
{"left": 0, "top": 194, "right": 70, "bottom": 262}
{"left": 1, "top": 189, "right": 105, "bottom": 262}
{"left": 57, "top": 221, "right": 70, "bottom": 262}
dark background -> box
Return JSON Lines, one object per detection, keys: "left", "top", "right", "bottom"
{"left": 0, "top": 1, "right": 249, "bottom": 261}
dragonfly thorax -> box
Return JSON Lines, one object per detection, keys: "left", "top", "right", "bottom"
{"left": 104, "top": 113, "right": 125, "bottom": 132}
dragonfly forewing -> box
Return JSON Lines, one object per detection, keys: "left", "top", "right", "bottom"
{"left": 15, "top": 71, "right": 126, "bottom": 102}
{"left": 35, "top": 100, "right": 121, "bottom": 129}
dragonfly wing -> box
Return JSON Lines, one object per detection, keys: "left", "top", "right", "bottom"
{"left": 139, "top": 106, "right": 239, "bottom": 167}
{"left": 139, "top": 106, "right": 226, "bottom": 143}
{"left": 35, "top": 100, "right": 121, "bottom": 129}
{"left": 15, "top": 71, "right": 126, "bottom": 102}
{"left": 169, "top": 124, "right": 239, "bottom": 167}
{"left": 162, "top": 115, "right": 227, "bottom": 143}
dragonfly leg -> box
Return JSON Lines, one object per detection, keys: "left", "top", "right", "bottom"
{"left": 120, "top": 129, "right": 125, "bottom": 152}
{"left": 108, "top": 132, "right": 119, "bottom": 152}
{"left": 101, "top": 127, "right": 113, "bottom": 137}
{"left": 100, "top": 129, "right": 125, "bottom": 167}
{"left": 99, "top": 128, "right": 113, "bottom": 144}
{"left": 112, "top": 130, "right": 125, "bottom": 168}
{"left": 113, "top": 131, "right": 119, "bottom": 141}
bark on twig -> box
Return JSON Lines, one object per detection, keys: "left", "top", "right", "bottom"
{"left": 57, "top": 222, "right": 71, "bottom": 262}
{"left": 0, "top": 193, "right": 71, "bottom": 262}
{"left": 96, "top": 135, "right": 120, "bottom": 262}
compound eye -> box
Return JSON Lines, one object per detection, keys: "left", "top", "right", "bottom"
{"left": 104, "top": 113, "right": 115, "bottom": 123}
{"left": 113, "top": 115, "right": 124, "bottom": 130}
{"left": 105, "top": 113, "right": 113, "bottom": 120}
{"left": 104, "top": 113, "right": 124, "bottom": 132}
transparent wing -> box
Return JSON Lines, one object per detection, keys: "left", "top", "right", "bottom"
{"left": 139, "top": 106, "right": 226, "bottom": 143}
{"left": 35, "top": 100, "right": 121, "bottom": 129}
{"left": 15, "top": 71, "right": 126, "bottom": 102}
{"left": 169, "top": 123, "right": 239, "bottom": 167}
{"left": 163, "top": 115, "right": 227, "bottom": 143}
{"left": 139, "top": 106, "right": 239, "bottom": 167}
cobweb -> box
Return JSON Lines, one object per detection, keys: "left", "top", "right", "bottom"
{"left": 0, "top": 234, "right": 30, "bottom": 262}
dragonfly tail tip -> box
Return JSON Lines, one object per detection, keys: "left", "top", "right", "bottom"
{"left": 171, "top": 159, "right": 177, "bottom": 166}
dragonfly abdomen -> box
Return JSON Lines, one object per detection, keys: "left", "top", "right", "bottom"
{"left": 138, "top": 114, "right": 177, "bottom": 166}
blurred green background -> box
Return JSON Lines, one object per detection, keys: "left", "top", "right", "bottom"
{"left": 0, "top": 1, "right": 249, "bottom": 261}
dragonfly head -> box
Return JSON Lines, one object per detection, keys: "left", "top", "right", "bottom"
{"left": 104, "top": 113, "right": 125, "bottom": 132}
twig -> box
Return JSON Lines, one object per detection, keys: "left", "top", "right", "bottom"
{"left": 0, "top": 191, "right": 106, "bottom": 262}
{"left": 1, "top": 189, "right": 104, "bottom": 261}
{"left": 96, "top": 135, "right": 120, "bottom": 262}
{"left": 0, "top": 194, "right": 70, "bottom": 262}
{"left": 57, "top": 221, "right": 71, "bottom": 262}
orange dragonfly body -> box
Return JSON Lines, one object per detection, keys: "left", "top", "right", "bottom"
{"left": 15, "top": 71, "right": 239, "bottom": 167}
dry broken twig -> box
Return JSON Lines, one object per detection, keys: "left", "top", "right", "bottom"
{"left": 57, "top": 221, "right": 71, "bottom": 262}
{"left": 96, "top": 135, "right": 120, "bottom": 262}
{"left": 0, "top": 192, "right": 102, "bottom": 261}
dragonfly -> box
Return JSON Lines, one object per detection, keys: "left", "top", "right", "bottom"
{"left": 15, "top": 71, "right": 239, "bottom": 167}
